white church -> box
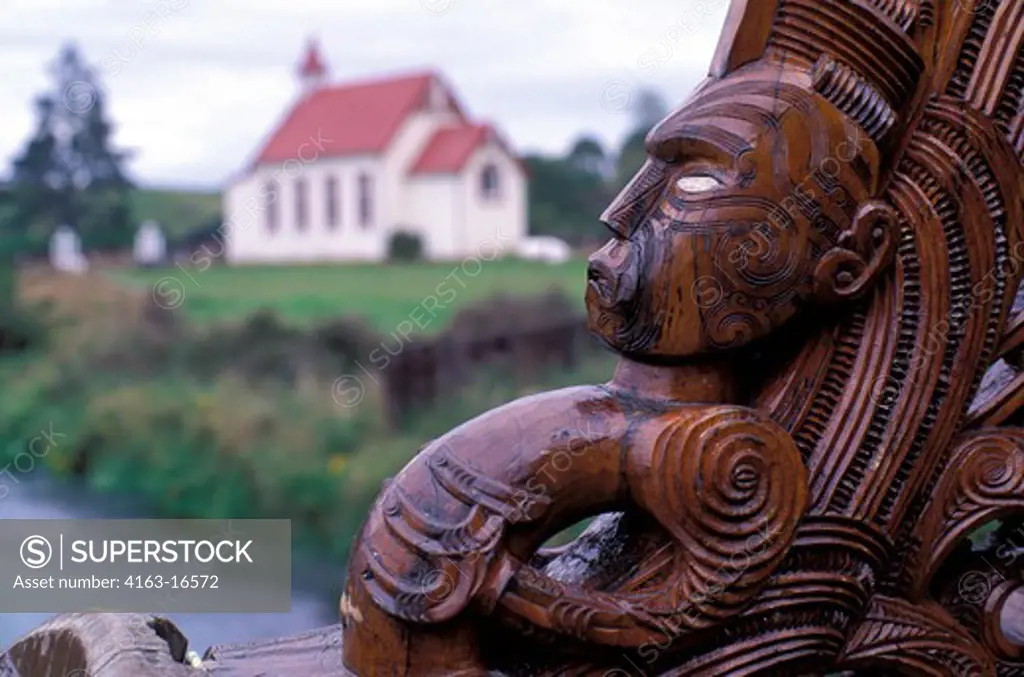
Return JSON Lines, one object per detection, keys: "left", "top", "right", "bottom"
{"left": 222, "top": 40, "right": 528, "bottom": 263}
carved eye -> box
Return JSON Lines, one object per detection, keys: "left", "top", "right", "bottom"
{"left": 675, "top": 175, "right": 723, "bottom": 193}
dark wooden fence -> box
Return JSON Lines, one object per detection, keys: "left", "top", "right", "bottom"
{"left": 382, "top": 317, "right": 601, "bottom": 423}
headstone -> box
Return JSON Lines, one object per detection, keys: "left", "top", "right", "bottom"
{"left": 48, "top": 225, "right": 88, "bottom": 274}
{"left": 133, "top": 220, "right": 167, "bottom": 267}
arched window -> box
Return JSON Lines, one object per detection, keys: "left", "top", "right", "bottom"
{"left": 481, "top": 164, "right": 500, "bottom": 200}
{"left": 264, "top": 180, "right": 279, "bottom": 233}
{"left": 358, "top": 173, "right": 373, "bottom": 228}
{"left": 325, "top": 175, "right": 340, "bottom": 230}
{"left": 294, "top": 178, "right": 308, "bottom": 231}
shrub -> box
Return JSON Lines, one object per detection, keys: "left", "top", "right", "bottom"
{"left": 0, "top": 268, "right": 613, "bottom": 566}
{"left": 388, "top": 230, "right": 423, "bottom": 262}
{"left": 0, "top": 359, "right": 382, "bottom": 560}
{"left": 447, "top": 288, "right": 578, "bottom": 336}
{"left": 0, "top": 307, "right": 48, "bottom": 354}
{"left": 0, "top": 263, "right": 48, "bottom": 354}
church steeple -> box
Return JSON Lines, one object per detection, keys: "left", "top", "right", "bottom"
{"left": 298, "top": 37, "right": 327, "bottom": 93}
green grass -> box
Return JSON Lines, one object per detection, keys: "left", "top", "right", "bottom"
{"left": 110, "top": 259, "right": 590, "bottom": 332}
{"left": 130, "top": 187, "right": 221, "bottom": 240}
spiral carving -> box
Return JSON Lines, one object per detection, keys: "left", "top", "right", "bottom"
{"left": 711, "top": 218, "right": 802, "bottom": 290}
{"left": 958, "top": 442, "right": 1024, "bottom": 504}
{"left": 910, "top": 429, "right": 1024, "bottom": 599}
{"left": 707, "top": 308, "right": 770, "bottom": 351}
{"left": 636, "top": 407, "right": 809, "bottom": 619}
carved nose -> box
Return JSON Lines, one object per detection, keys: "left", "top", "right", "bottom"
{"left": 600, "top": 159, "right": 669, "bottom": 239}
{"left": 586, "top": 260, "right": 614, "bottom": 290}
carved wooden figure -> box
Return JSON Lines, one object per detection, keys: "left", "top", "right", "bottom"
{"left": 342, "top": 0, "right": 1024, "bottom": 674}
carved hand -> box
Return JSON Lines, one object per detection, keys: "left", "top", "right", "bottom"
{"left": 345, "top": 388, "right": 808, "bottom": 651}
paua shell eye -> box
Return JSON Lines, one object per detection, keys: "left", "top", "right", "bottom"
{"left": 675, "top": 175, "right": 723, "bottom": 193}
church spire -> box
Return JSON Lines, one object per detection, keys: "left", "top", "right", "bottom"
{"left": 298, "top": 37, "right": 327, "bottom": 93}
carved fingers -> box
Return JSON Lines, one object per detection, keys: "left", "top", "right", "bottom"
{"left": 353, "top": 449, "right": 549, "bottom": 624}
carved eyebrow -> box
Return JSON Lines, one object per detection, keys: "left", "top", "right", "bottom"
{"left": 645, "top": 123, "right": 751, "bottom": 164}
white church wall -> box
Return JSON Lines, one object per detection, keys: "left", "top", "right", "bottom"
{"left": 459, "top": 142, "right": 528, "bottom": 260}
{"left": 406, "top": 176, "right": 462, "bottom": 260}
{"left": 386, "top": 108, "right": 462, "bottom": 230}
{"left": 224, "top": 155, "right": 388, "bottom": 263}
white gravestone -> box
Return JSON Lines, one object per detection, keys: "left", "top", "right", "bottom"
{"left": 48, "top": 225, "right": 88, "bottom": 274}
{"left": 133, "top": 220, "right": 167, "bottom": 267}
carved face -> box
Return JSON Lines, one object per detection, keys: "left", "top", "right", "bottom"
{"left": 587, "top": 70, "right": 893, "bottom": 359}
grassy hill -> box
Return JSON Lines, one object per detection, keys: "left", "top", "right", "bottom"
{"left": 110, "top": 259, "right": 589, "bottom": 332}
{"left": 129, "top": 187, "right": 221, "bottom": 241}
{"left": 0, "top": 185, "right": 220, "bottom": 249}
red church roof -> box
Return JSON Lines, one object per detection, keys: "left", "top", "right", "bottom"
{"left": 411, "top": 124, "right": 493, "bottom": 174}
{"left": 255, "top": 71, "right": 447, "bottom": 164}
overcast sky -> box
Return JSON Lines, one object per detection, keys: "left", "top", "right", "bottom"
{"left": 1, "top": 0, "right": 729, "bottom": 189}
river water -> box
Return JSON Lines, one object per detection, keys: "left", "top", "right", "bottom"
{"left": 0, "top": 474, "right": 337, "bottom": 653}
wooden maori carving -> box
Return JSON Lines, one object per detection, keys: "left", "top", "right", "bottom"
{"left": 342, "top": 0, "right": 1024, "bottom": 674}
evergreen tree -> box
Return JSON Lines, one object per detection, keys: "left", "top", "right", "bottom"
{"left": 632, "top": 88, "right": 670, "bottom": 131}
{"left": 566, "top": 135, "right": 609, "bottom": 178}
{"left": 4, "top": 43, "right": 133, "bottom": 253}
{"left": 614, "top": 88, "right": 670, "bottom": 189}
{"left": 525, "top": 152, "right": 613, "bottom": 245}
{"left": 615, "top": 128, "right": 648, "bottom": 190}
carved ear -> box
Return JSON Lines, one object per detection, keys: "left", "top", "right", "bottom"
{"left": 813, "top": 201, "right": 898, "bottom": 304}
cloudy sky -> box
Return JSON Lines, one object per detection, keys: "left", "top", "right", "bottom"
{"left": 2, "top": 0, "right": 730, "bottom": 189}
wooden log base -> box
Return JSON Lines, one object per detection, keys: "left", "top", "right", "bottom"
{"left": 0, "top": 614, "right": 192, "bottom": 677}
{"left": 0, "top": 614, "right": 350, "bottom": 677}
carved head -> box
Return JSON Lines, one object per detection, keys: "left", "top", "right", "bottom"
{"left": 585, "top": 0, "right": 938, "bottom": 360}
{"left": 586, "top": 64, "right": 900, "bottom": 359}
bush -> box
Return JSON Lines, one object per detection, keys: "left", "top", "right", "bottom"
{"left": 388, "top": 230, "right": 423, "bottom": 262}
{"left": 91, "top": 304, "right": 379, "bottom": 388}
{"left": 0, "top": 269, "right": 613, "bottom": 566}
{"left": 447, "top": 288, "right": 578, "bottom": 336}
{"left": 0, "top": 263, "right": 48, "bottom": 354}
{"left": 0, "top": 357, "right": 383, "bottom": 560}
{"left": 0, "top": 305, "right": 48, "bottom": 354}
{"left": 0, "top": 330, "right": 614, "bottom": 564}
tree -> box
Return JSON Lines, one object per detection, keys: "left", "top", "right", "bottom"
{"left": 0, "top": 210, "right": 46, "bottom": 353}
{"left": 632, "top": 88, "right": 669, "bottom": 131}
{"left": 566, "top": 135, "right": 609, "bottom": 178}
{"left": 615, "top": 128, "right": 649, "bottom": 190}
{"left": 612, "top": 88, "right": 669, "bottom": 189}
{"left": 525, "top": 154, "right": 613, "bottom": 246}
{"left": 4, "top": 43, "right": 133, "bottom": 253}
